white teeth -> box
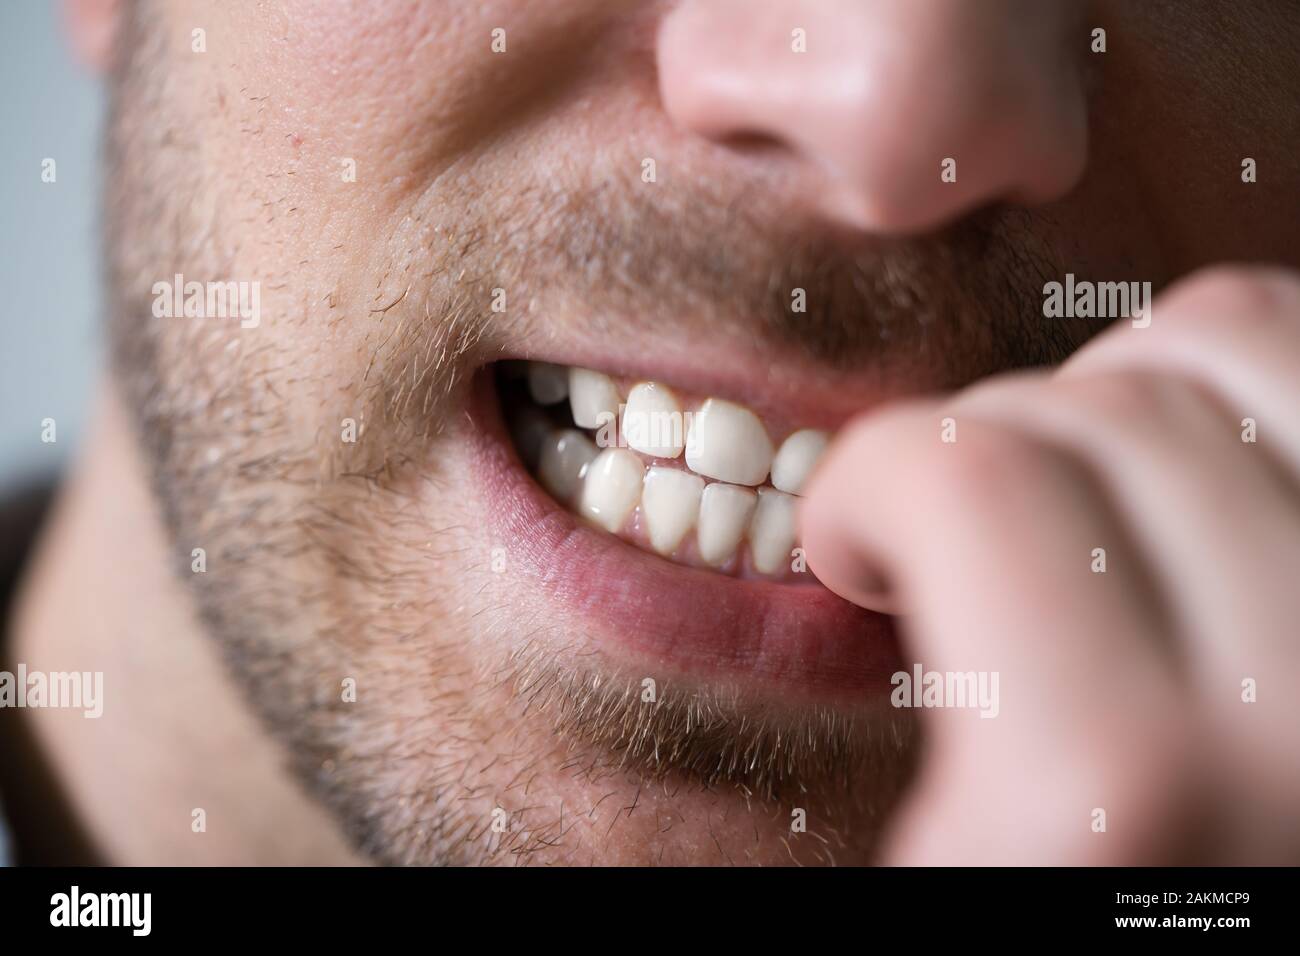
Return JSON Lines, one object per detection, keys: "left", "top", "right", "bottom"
{"left": 770, "top": 429, "right": 829, "bottom": 495}
{"left": 641, "top": 467, "right": 704, "bottom": 555}
{"left": 518, "top": 362, "right": 822, "bottom": 577}
{"left": 569, "top": 368, "right": 621, "bottom": 430}
{"left": 749, "top": 488, "right": 797, "bottom": 575}
{"left": 538, "top": 429, "right": 599, "bottom": 504}
{"left": 697, "top": 482, "right": 756, "bottom": 566}
{"left": 622, "top": 382, "right": 686, "bottom": 459}
{"left": 579, "top": 448, "right": 644, "bottom": 533}
{"left": 685, "top": 398, "right": 774, "bottom": 486}
{"left": 527, "top": 362, "right": 569, "bottom": 405}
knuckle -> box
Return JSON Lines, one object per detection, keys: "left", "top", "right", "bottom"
{"left": 927, "top": 422, "right": 1065, "bottom": 511}
{"left": 1060, "top": 370, "right": 1175, "bottom": 426}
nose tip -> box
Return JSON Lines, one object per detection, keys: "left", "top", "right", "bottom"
{"left": 657, "top": 0, "right": 1089, "bottom": 235}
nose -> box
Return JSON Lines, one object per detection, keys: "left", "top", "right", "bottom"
{"left": 657, "top": 0, "right": 1089, "bottom": 235}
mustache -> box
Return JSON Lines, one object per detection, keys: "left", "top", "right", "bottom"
{"left": 487, "top": 173, "right": 1075, "bottom": 383}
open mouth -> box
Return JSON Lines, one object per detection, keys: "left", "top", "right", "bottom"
{"left": 466, "top": 358, "right": 903, "bottom": 701}
{"left": 500, "top": 360, "right": 830, "bottom": 580}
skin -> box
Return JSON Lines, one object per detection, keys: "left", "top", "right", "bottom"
{"left": 804, "top": 267, "right": 1300, "bottom": 864}
{"left": 9, "top": 0, "right": 1298, "bottom": 864}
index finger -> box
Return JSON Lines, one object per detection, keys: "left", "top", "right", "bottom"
{"left": 801, "top": 403, "right": 1188, "bottom": 863}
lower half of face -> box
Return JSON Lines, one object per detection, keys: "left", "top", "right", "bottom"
{"left": 101, "top": 0, "right": 1293, "bottom": 863}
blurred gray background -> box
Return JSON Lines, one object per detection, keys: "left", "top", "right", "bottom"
{"left": 1, "top": 2, "right": 103, "bottom": 495}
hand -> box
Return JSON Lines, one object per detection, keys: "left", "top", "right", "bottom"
{"left": 801, "top": 266, "right": 1300, "bottom": 864}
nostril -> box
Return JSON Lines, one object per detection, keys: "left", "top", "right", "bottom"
{"left": 715, "top": 130, "right": 789, "bottom": 156}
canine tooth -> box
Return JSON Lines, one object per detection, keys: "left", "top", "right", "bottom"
{"left": 527, "top": 362, "right": 569, "bottom": 405}
{"left": 538, "top": 429, "right": 598, "bottom": 504}
{"left": 641, "top": 467, "right": 703, "bottom": 555}
{"left": 749, "top": 488, "right": 796, "bottom": 575}
{"left": 622, "top": 382, "right": 686, "bottom": 459}
{"left": 771, "top": 429, "right": 829, "bottom": 495}
{"left": 579, "top": 449, "right": 644, "bottom": 533}
{"left": 685, "top": 398, "right": 774, "bottom": 485}
{"left": 569, "top": 368, "right": 621, "bottom": 430}
{"left": 697, "top": 483, "right": 756, "bottom": 566}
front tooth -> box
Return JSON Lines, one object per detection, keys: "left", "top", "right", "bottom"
{"left": 641, "top": 467, "right": 703, "bottom": 555}
{"left": 527, "top": 362, "right": 569, "bottom": 405}
{"left": 622, "top": 382, "right": 686, "bottom": 459}
{"left": 770, "top": 429, "right": 829, "bottom": 495}
{"left": 579, "top": 448, "right": 645, "bottom": 533}
{"left": 685, "top": 398, "right": 774, "bottom": 486}
{"left": 538, "top": 429, "right": 599, "bottom": 504}
{"left": 697, "top": 482, "right": 756, "bottom": 566}
{"left": 568, "top": 368, "right": 622, "bottom": 430}
{"left": 749, "top": 488, "right": 796, "bottom": 575}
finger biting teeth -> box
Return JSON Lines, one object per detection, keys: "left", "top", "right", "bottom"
{"left": 500, "top": 361, "right": 830, "bottom": 581}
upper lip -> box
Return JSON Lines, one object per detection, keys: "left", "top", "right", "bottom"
{"left": 504, "top": 334, "right": 922, "bottom": 435}
{"left": 469, "top": 356, "right": 905, "bottom": 701}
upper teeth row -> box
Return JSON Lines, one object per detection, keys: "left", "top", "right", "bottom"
{"left": 527, "top": 362, "right": 829, "bottom": 494}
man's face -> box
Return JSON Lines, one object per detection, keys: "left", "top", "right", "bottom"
{"left": 104, "top": 0, "right": 1299, "bottom": 864}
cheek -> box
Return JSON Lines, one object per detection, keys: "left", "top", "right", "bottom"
{"left": 263, "top": 1, "right": 447, "bottom": 99}
{"left": 170, "top": 3, "right": 459, "bottom": 288}
{"left": 203, "top": 1, "right": 459, "bottom": 158}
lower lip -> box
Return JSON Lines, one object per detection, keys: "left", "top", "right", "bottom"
{"left": 466, "top": 370, "right": 903, "bottom": 700}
